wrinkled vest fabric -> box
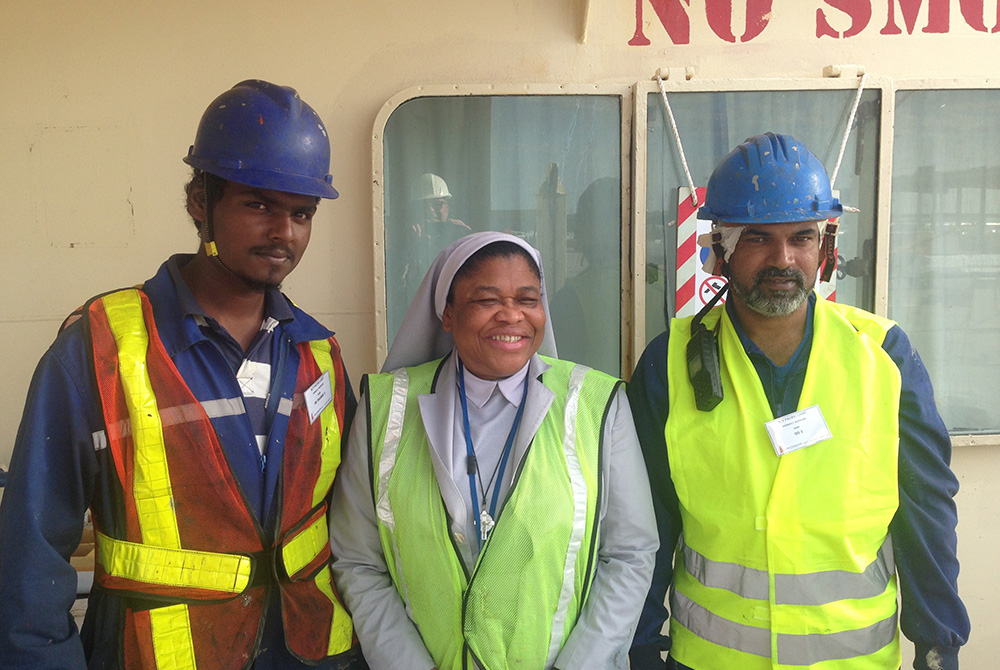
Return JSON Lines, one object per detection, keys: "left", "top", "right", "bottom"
{"left": 366, "top": 356, "right": 618, "bottom": 670}
{"left": 87, "top": 288, "right": 353, "bottom": 669}
{"left": 665, "top": 297, "right": 902, "bottom": 670}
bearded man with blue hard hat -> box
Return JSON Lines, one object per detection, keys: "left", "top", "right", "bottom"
{"left": 627, "top": 133, "right": 969, "bottom": 670}
{"left": 0, "top": 80, "right": 368, "bottom": 669}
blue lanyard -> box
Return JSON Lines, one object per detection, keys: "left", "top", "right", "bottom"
{"left": 457, "top": 358, "right": 529, "bottom": 549}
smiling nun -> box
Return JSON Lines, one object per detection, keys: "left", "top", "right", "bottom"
{"left": 330, "top": 231, "right": 657, "bottom": 670}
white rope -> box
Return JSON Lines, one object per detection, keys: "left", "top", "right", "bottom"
{"left": 656, "top": 74, "right": 698, "bottom": 207}
{"left": 830, "top": 72, "right": 868, "bottom": 189}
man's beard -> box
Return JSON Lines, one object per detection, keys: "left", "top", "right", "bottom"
{"left": 729, "top": 266, "right": 813, "bottom": 317}
{"left": 216, "top": 244, "right": 294, "bottom": 293}
{"left": 223, "top": 269, "right": 282, "bottom": 294}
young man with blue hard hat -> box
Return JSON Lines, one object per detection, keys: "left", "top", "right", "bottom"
{"left": 0, "top": 80, "right": 367, "bottom": 669}
{"left": 628, "top": 132, "right": 969, "bottom": 670}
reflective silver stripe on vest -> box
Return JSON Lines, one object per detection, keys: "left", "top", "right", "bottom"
{"left": 680, "top": 534, "right": 896, "bottom": 606}
{"left": 671, "top": 589, "right": 898, "bottom": 665}
{"left": 376, "top": 370, "right": 416, "bottom": 619}
{"left": 545, "top": 364, "right": 590, "bottom": 668}
{"left": 779, "top": 611, "right": 897, "bottom": 666}
{"left": 376, "top": 370, "right": 409, "bottom": 532}
{"left": 93, "top": 398, "right": 247, "bottom": 451}
{"left": 198, "top": 397, "right": 246, "bottom": 420}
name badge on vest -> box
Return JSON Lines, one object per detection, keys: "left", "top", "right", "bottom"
{"left": 765, "top": 404, "right": 832, "bottom": 456}
{"left": 304, "top": 371, "right": 333, "bottom": 424}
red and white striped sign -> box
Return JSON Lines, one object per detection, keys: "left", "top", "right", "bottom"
{"left": 675, "top": 187, "right": 723, "bottom": 318}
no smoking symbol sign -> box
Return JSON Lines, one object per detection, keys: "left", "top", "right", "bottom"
{"left": 700, "top": 276, "right": 728, "bottom": 305}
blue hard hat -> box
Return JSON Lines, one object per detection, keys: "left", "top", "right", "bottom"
{"left": 184, "top": 80, "right": 338, "bottom": 199}
{"left": 699, "top": 133, "right": 840, "bottom": 224}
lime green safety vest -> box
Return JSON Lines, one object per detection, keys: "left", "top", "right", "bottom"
{"left": 665, "top": 296, "right": 902, "bottom": 670}
{"left": 366, "top": 356, "right": 619, "bottom": 670}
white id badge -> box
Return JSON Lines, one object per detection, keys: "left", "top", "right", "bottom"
{"left": 765, "top": 404, "right": 832, "bottom": 456}
{"left": 304, "top": 371, "right": 333, "bottom": 424}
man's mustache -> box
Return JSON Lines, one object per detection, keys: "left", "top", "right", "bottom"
{"left": 250, "top": 245, "right": 296, "bottom": 263}
{"left": 755, "top": 266, "right": 805, "bottom": 287}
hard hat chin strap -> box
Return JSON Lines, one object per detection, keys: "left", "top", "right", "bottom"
{"left": 202, "top": 172, "right": 220, "bottom": 258}
{"left": 698, "top": 223, "right": 744, "bottom": 277}
{"left": 197, "top": 175, "right": 264, "bottom": 291}
{"left": 819, "top": 220, "right": 839, "bottom": 282}
{"left": 204, "top": 226, "right": 251, "bottom": 288}
{"left": 711, "top": 231, "right": 728, "bottom": 277}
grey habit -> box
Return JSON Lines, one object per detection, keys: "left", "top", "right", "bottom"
{"left": 329, "top": 232, "right": 657, "bottom": 670}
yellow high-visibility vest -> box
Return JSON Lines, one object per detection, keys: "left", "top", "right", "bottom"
{"left": 366, "top": 355, "right": 619, "bottom": 670}
{"left": 665, "top": 296, "right": 902, "bottom": 670}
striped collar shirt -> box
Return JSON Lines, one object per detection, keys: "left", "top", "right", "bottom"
{"left": 167, "top": 258, "right": 294, "bottom": 456}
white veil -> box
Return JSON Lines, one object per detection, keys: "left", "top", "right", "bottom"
{"left": 381, "top": 231, "right": 558, "bottom": 372}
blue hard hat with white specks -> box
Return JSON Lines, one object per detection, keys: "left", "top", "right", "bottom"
{"left": 699, "top": 132, "right": 841, "bottom": 224}
{"left": 184, "top": 79, "right": 338, "bottom": 199}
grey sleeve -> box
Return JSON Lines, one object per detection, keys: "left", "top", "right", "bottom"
{"left": 554, "top": 387, "right": 660, "bottom": 670}
{"left": 328, "top": 395, "right": 437, "bottom": 670}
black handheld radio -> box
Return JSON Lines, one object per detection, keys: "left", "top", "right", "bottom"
{"left": 686, "top": 282, "right": 729, "bottom": 411}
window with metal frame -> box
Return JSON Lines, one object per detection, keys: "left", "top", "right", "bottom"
{"left": 374, "top": 78, "right": 1000, "bottom": 441}
{"left": 889, "top": 85, "right": 1000, "bottom": 436}
{"left": 374, "top": 86, "right": 630, "bottom": 377}
{"left": 634, "top": 78, "right": 881, "bottom": 350}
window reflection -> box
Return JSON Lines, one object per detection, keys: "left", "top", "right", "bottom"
{"left": 643, "top": 89, "right": 881, "bottom": 340}
{"left": 383, "top": 95, "right": 622, "bottom": 375}
{"left": 890, "top": 89, "right": 1000, "bottom": 434}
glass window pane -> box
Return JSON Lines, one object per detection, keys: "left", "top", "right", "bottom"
{"left": 383, "top": 95, "right": 622, "bottom": 375}
{"left": 643, "top": 89, "right": 881, "bottom": 342}
{"left": 890, "top": 89, "right": 1000, "bottom": 434}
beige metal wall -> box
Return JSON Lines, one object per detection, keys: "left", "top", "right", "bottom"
{"left": 1, "top": 1, "right": 996, "bottom": 664}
